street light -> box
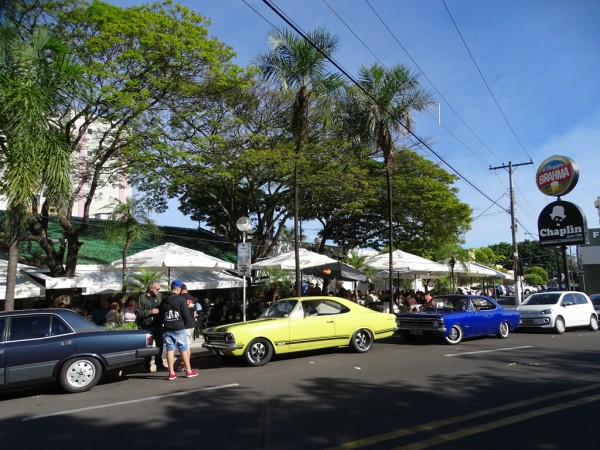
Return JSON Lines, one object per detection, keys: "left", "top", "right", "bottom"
{"left": 236, "top": 217, "right": 253, "bottom": 322}
{"left": 314, "top": 236, "right": 322, "bottom": 252}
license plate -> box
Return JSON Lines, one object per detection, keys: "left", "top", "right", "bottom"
{"left": 409, "top": 329, "right": 423, "bottom": 335}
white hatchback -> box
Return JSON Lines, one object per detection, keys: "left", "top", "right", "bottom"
{"left": 517, "top": 291, "right": 599, "bottom": 334}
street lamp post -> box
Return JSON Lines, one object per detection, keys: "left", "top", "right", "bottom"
{"left": 236, "top": 217, "right": 253, "bottom": 322}
{"left": 314, "top": 236, "right": 322, "bottom": 252}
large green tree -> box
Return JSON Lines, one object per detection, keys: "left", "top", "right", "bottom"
{"left": 6, "top": 0, "right": 249, "bottom": 277}
{"left": 0, "top": 23, "right": 82, "bottom": 310}
{"left": 253, "top": 27, "right": 342, "bottom": 294}
{"left": 163, "top": 80, "right": 296, "bottom": 261}
{"left": 336, "top": 149, "right": 471, "bottom": 255}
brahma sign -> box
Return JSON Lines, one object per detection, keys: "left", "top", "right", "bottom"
{"left": 536, "top": 155, "right": 579, "bottom": 197}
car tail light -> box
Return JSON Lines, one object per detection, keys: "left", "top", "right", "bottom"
{"left": 146, "top": 334, "right": 154, "bottom": 347}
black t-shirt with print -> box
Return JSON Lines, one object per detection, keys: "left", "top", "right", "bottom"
{"left": 159, "top": 294, "right": 195, "bottom": 331}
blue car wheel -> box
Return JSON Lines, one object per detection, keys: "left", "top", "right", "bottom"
{"left": 444, "top": 324, "right": 463, "bottom": 345}
{"left": 496, "top": 321, "right": 510, "bottom": 339}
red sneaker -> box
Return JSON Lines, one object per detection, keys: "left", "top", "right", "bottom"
{"left": 168, "top": 373, "right": 177, "bottom": 381}
{"left": 185, "top": 370, "right": 198, "bottom": 378}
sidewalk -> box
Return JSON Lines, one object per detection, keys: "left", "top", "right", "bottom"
{"left": 149, "top": 334, "right": 210, "bottom": 372}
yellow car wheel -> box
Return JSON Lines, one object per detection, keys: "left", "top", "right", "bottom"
{"left": 350, "top": 328, "right": 373, "bottom": 353}
{"left": 244, "top": 338, "right": 273, "bottom": 367}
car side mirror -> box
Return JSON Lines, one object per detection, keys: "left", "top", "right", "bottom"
{"left": 563, "top": 302, "right": 573, "bottom": 307}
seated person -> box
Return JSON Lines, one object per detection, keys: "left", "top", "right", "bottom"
{"left": 302, "top": 303, "right": 318, "bottom": 317}
{"left": 423, "top": 292, "right": 435, "bottom": 308}
{"left": 123, "top": 301, "right": 137, "bottom": 322}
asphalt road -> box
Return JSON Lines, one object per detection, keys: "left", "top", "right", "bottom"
{"left": 1, "top": 326, "right": 599, "bottom": 450}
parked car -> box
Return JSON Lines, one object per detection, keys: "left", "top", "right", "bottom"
{"left": 516, "top": 291, "right": 598, "bottom": 334}
{"left": 0, "top": 308, "right": 159, "bottom": 393}
{"left": 546, "top": 283, "right": 560, "bottom": 292}
{"left": 202, "top": 296, "right": 397, "bottom": 366}
{"left": 588, "top": 293, "right": 600, "bottom": 318}
{"left": 395, "top": 295, "right": 520, "bottom": 345}
{"left": 507, "top": 284, "right": 538, "bottom": 296}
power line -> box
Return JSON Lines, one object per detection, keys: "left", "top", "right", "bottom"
{"left": 362, "top": 0, "right": 506, "bottom": 166}
{"left": 259, "top": 0, "right": 508, "bottom": 215}
{"left": 323, "top": 0, "right": 505, "bottom": 177}
{"left": 442, "top": 0, "right": 533, "bottom": 161}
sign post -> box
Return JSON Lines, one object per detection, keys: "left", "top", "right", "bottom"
{"left": 236, "top": 217, "right": 253, "bottom": 322}
{"left": 536, "top": 155, "right": 587, "bottom": 291}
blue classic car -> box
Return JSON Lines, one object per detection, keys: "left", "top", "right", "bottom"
{"left": 0, "top": 308, "right": 159, "bottom": 393}
{"left": 396, "top": 295, "right": 520, "bottom": 344}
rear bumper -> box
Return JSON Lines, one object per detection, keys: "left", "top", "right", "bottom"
{"left": 136, "top": 347, "right": 160, "bottom": 358}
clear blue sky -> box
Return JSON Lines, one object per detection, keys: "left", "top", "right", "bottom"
{"left": 114, "top": 0, "right": 600, "bottom": 249}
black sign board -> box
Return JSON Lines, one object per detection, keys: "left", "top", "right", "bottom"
{"left": 538, "top": 200, "right": 588, "bottom": 246}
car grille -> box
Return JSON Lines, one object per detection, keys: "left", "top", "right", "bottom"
{"left": 397, "top": 317, "right": 439, "bottom": 330}
{"left": 203, "top": 332, "right": 237, "bottom": 350}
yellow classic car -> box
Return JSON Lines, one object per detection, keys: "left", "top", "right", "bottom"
{"left": 202, "top": 296, "right": 398, "bottom": 366}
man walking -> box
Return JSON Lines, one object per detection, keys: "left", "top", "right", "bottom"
{"left": 136, "top": 282, "right": 167, "bottom": 372}
{"left": 159, "top": 280, "right": 198, "bottom": 381}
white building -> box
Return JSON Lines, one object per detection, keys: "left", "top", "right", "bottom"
{"left": 0, "top": 117, "right": 131, "bottom": 218}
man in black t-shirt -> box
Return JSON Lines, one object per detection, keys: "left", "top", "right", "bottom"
{"left": 158, "top": 280, "right": 198, "bottom": 381}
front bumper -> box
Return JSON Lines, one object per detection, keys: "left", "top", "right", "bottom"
{"left": 396, "top": 316, "right": 447, "bottom": 337}
{"left": 519, "top": 316, "right": 553, "bottom": 328}
{"left": 202, "top": 332, "right": 239, "bottom": 351}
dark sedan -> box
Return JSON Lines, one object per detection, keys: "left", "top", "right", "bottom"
{"left": 396, "top": 295, "right": 520, "bottom": 344}
{"left": 589, "top": 294, "right": 600, "bottom": 318}
{"left": 0, "top": 308, "right": 158, "bottom": 393}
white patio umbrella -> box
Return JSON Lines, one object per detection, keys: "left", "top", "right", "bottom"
{"left": 252, "top": 248, "right": 337, "bottom": 270}
{"left": 469, "top": 262, "right": 508, "bottom": 279}
{"left": 365, "top": 250, "right": 449, "bottom": 277}
{"left": 444, "top": 260, "right": 498, "bottom": 278}
{"left": 1, "top": 260, "right": 45, "bottom": 300}
{"left": 74, "top": 268, "right": 244, "bottom": 294}
{"left": 103, "top": 242, "right": 235, "bottom": 284}
{"left": 438, "top": 260, "right": 508, "bottom": 279}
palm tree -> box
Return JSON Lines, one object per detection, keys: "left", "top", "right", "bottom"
{"left": 103, "top": 196, "right": 161, "bottom": 296}
{"left": 0, "top": 24, "right": 82, "bottom": 310}
{"left": 345, "top": 63, "right": 432, "bottom": 300}
{"left": 343, "top": 250, "right": 378, "bottom": 281}
{"left": 121, "top": 268, "right": 167, "bottom": 304}
{"left": 435, "top": 242, "right": 471, "bottom": 293}
{"left": 253, "top": 27, "right": 341, "bottom": 295}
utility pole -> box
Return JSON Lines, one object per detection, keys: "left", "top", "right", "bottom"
{"left": 490, "top": 160, "right": 533, "bottom": 306}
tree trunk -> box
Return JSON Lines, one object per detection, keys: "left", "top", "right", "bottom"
{"left": 121, "top": 237, "right": 132, "bottom": 295}
{"left": 294, "top": 159, "right": 301, "bottom": 296}
{"left": 386, "top": 166, "right": 394, "bottom": 300}
{"left": 3, "top": 213, "right": 21, "bottom": 311}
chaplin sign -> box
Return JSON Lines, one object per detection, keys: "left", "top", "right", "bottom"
{"left": 538, "top": 200, "right": 588, "bottom": 246}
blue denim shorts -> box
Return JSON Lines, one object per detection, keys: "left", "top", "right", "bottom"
{"left": 164, "top": 329, "right": 189, "bottom": 352}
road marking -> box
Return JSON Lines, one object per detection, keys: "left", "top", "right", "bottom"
{"left": 444, "top": 345, "right": 533, "bottom": 356}
{"left": 21, "top": 383, "right": 239, "bottom": 422}
{"left": 396, "top": 392, "right": 600, "bottom": 450}
{"left": 327, "top": 382, "right": 600, "bottom": 449}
